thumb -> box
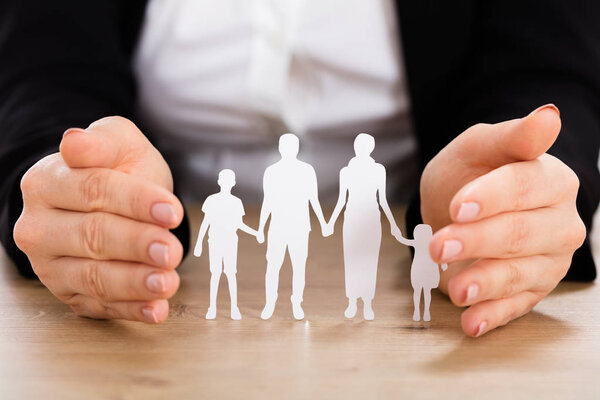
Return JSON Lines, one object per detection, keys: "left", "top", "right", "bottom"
{"left": 60, "top": 116, "right": 172, "bottom": 188}
{"left": 60, "top": 116, "right": 151, "bottom": 169}
{"left": 453, "top": 104, "right": 561, "bottom": 168}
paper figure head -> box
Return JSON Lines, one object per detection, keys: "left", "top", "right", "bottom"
{"left": 413, "top": 223, "right": 433, "bottom": 241}
{"left": 354, "top": 133, "right": 375, "bottom": 157}
{"left": 217, "top": 169, "right": 236, "bottom": 190}
{"left": 279, "top": 133, "right": 299, "bottom": 158}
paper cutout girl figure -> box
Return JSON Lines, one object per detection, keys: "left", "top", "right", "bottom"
{"left": 194, "top": 169, "right": 258, "bottom": 320}
{"left": 396, "top": 224, "right": 448, "bottom": 322}
{"left": 327, "top": 133, "right": 403, "bottom": 320}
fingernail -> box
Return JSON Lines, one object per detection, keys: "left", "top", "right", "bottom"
{"left": 456, "top": 202, "right": 480, "bottom": 222}
{"left": 465, "top": 283, "right": 479, "bottom": 304}
{"left": 146, "top": 273, "right": 167, "bottom": 293}
{"left": 441, "top": 240, "right": 463, "bottom": 261}
{"left": 528, "top": 103, "right": 559, "bottom": 117}
{"left": 63, "top": 127, "right": 86, "bottom": 137}
{"left": 149, "top": 242, "right": 169, "bottom": 267}
{"left": 151, "top": 203, "right": 177, "bottom": 225}
{"left": 475, "top": 320, "right": 488, "bottom": 337}
{"left": 142, "top": 306, "right": 159, "bottom": 323}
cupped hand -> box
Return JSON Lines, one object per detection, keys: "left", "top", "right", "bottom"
{"left": 421, "top": 105, "right": 586, "bottom": 337}
{"left": 14, "top": 116, "right": 185, "bottom": 323}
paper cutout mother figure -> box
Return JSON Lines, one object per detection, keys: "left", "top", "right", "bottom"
{"left": 327, "top": 133, "right": 403, "bottom": 320}
{"left": 396, "top": 224, "right": 448, "bottom": 322}
{"left": 194, "top": 169, "right": 258, "bottom": 320}
{"left": 257, "top": 133, "right": 332, "bottom": 320}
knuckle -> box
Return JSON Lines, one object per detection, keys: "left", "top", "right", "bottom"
{"left": 13, "top": 214, "right": 39, "bottom": 253}
{"left": 83, "top": 261, "right": 109, "bottom": 300}
{"left": 502, "top": 260, "right": 521, "bottom": 298}
{"left": 564, "top": 216, "right": 587, "bottom": 250}
{"left": 506, "top": 214, "right": 529, "bottom": 255}
{"left": 80, "top": 213, "right": 106, "bottom": 257}
{"left": 81, "top": 170, "right": 109, "bottom": 209}
{"left": 511, "top": 166, "right": 529, "bottom": 210}
{"left": 20, "top": 166, "right": 39, "bottom": 196}
{"left": 91, "top": 116, "right": 138, "bottom": 136}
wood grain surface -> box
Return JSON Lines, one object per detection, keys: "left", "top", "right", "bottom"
{"left": 1, "top": 206, "right": 598, "bottom": 399}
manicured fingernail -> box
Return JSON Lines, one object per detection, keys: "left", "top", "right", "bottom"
{"left": 151, "top": 203, "right": 177, "bottom": 225}
{"left": 465, "top": 283, "right": 479, "bottom": 304}
{"left": 63, "top": 127, "right": 86, "bottom": 137}
{"left": 456, "top": 202, "right": 480, "bottom": 222}
{"left": 475, "top": 320, "right": 488, "bottom": 337}
{"left": 528, "top": 103, "right": 559, "bottom": 117}
{"left": 441, "top": 240, "right": 462, "bottom": 261}
{"left": 146, "top": 273, "right": 166, "bottom": 293}
{"left": 142, "top": 307, "right": 159, "bottom": 323}
{"left": 149, "top": 242, "right": 169, "bottom": 267}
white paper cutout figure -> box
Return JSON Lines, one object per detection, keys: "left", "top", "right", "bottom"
{"left": 396, "top": 224, "right": 448, "bottom": 322}
{"left": 327, "top": 133, "right": 403, "bottom": 320}
{"left": 194, "top": 169, "right": 258, "bottom": 320}
{"left": 257, "top": 133, "right": 332, "bottom": 320}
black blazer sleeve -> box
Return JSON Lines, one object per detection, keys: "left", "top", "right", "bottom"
{"left": 400, "top": 0, "right": 600, "bottom": 281}
{"left": 0, "top": 0, "right": 190, "bottom": 278}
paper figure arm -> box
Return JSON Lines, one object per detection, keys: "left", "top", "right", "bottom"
{"left": 308, "top": 167, "right": 332, "bottom": 237}
{"left": 327, "top": 168, "right": 348, "bottom": 231}
{"left": 257, "top": 171, "right": 272, "bottom": 243}
{"left": 440, "top": 263, "right": 448, "bottom": 271}
{"left": 396, "top": 235, "right": 415, "bottom": 247}
{"left": 239, "top": 221, "right": 258, "bottom": 237}
{"left": 376, "top": 165, "right": 403, "bottom": 240}
{"left": 193, "top": 216, "right": 209, "bottom": 257}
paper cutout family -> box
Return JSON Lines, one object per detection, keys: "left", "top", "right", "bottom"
{"left": 194, "top": 133, "right": 448, "bottom": 322}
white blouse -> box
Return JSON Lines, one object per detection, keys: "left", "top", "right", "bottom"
{"left": 134, "top": 0, "right": 417, "bottom": 203}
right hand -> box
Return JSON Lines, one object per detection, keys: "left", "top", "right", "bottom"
{"left": 193, "top": 243, "right": 202, "bottom": 258}
{"left": 14, "top": 116, "right": 185, "bottom": 323}
{"left": 257, "top": 230, "right": 265, "bottom": 244}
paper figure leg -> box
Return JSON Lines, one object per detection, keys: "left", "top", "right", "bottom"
{"left": 223, "top": 240, "right": 241, "bottom": 320}
{"left": 423, "top": 288, "right": 432, "bottom": 322}
{"left": 344, "top": 299, "right": 357, "bottom": 318}
{"left": 262, "top": 232, "right": 287, "bottom": 320}
{"left": 412, "top": 287, "right": 422, "bottom": 322}
{"left": 207, "top": 242, "right": 224, "bottom": 320}
{"left": 363, "top": 298, "right": 374, "bottom": 320}
{"left": 288, "top": 232, "right": 309, "bottom": 320}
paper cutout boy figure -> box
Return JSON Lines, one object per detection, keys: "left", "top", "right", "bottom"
{"left": 327, "top": 133, "right": 403, "bottom": 320}
{"left": 396, "top": 224, "right": 448, "bottom": 322}
{"left": 194, "top": 169, "right": 258, "bottom": 320}
{"left": 257, "top": 133, "right": 332, "bottom": 320}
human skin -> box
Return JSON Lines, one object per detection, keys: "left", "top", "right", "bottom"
{"left": 14, "top": 116, "right": 185, "bottom": 323}
{"left": 13, "top": 106, "right": 585, "bottom": 334}
{"left": 422, "top": 105, "right": 585, "bottom": 337}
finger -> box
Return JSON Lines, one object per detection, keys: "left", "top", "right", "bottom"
{"left": 430, "top": 207, "right": 582, "bottom": 262}
{"left": 460, "top": 291, "right": 541, "bottom": 337}
{"left": 39, "top": 162, "right": 183, "bottom": 228}
{"left": 447, "top": 255, "right": 565, "bottom": 307}
{"left": 59, "top": 116, "right": 152, "bottom": 170}
{"left": 48, "top": 257, "right": 180, "bottom": 302}
{"left": 67, "top": 295, "right": 170, "bottom": 323}
{"left": 450, "top": 154, "right": 579, "bottom": 223}
{"left": 452, "top": 104, "right": 561, "bottom": 168}
{"left": 39, "top": 209, "right": 183, "bottom": 268}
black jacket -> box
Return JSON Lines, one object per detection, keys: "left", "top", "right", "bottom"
{"left": 1, "top": 1, "right": 599, "bottom": 280}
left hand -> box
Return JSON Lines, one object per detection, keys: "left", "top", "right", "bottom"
{"left": 421, "top": 104, "right": 586, "bottom": 337}
{"left": 391, "top": 225, "right": 403, "bottom": 242}
{"left": 322, "top": 223, "right": 334, "bottom": 237}
{"left": 193, "top": 244, "right": 202, "bottom": 258}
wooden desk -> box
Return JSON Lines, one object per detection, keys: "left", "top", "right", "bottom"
{"left": 1, "top": 206, "right": 599, "bottom": 399}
